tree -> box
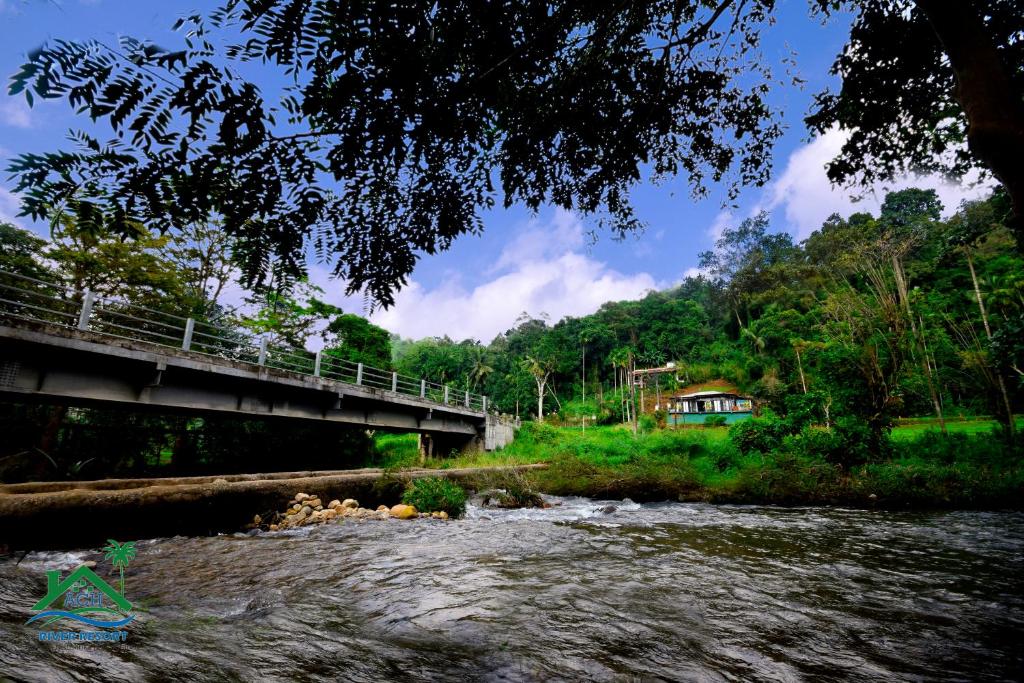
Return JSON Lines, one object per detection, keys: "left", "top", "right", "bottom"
{"left": 323, "top": 314, "right": 393, "bottom": 370}
{"left": 45, "top": 215, "right": 180, "bottom": 302}
{"left": 946, "top": 198, "right": 1017, "bottom": 434}
{"left": 7, "top": 1, "right": 787, "bottom": 304}
{"left": 239, "top": 278, "right": 342, "bottom": 349}
{"left": 808, "top": 0, "right": 1024, "bottom": 244}
{"left": 468, "top": 347, "right": 495, "bottom": 394}
{"left": 0, "top": 222, "right": 51, "bottom": 280}
{"left": 698, "top": 212, "right": 797, "bottom": 329}
{"left": 167, "top": 221, "right": 236, "bottom": 312}
{"left": 522, "top": 355, "right": 555, "bottom": 422}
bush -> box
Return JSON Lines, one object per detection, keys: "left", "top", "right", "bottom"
{"left": 704, "top": 415, "right": 727, "bottom": 428}
{"left": 728, "top": 416, "right": 793, "bottom": 454}
{"left": 517, "top": 421, "right": 561, "bottom": 446}
{"left": 402, "top": 477, "right": 467, "bottom": 518}
{"left": 638, "top": 413, "right": 658, "bottom": 433}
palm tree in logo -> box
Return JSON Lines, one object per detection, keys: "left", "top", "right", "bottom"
{"left": 103, "top": 539, "right": 137, "bottom": 596}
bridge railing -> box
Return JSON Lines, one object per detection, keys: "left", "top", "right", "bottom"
{"left": 0, "top": 269, "right": 488, "bottom": 413}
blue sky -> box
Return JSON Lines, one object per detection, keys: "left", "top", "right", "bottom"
{"left": 0, "top": 0, "right": 992, "bottom": 343}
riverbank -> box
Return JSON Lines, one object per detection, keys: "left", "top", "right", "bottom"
{"left": 377, "top": 420, "right": 1024, "bottom": 509}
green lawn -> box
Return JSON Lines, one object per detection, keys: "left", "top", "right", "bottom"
{"left": 373, "top": 417, "right": 1018, "bottom": 468}
{"left": 890, "top": 417, "right": 1021, "bottom": 441}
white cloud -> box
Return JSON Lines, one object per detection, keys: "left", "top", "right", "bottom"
{"left": 765, "top": 128, "right": 995, "bottom": 239}
{"left": 0, "top": 187, "right": 24, "bottom": 226}
{"left": 0, "top": 97, "right": 32, "bottom": 128}
{"left": 707, "top": 210, "right": 733, "bottom": 243}
{"left": 369, "top": 210, "right": 658, "bottom": 342}
{"left": 489, "top": 208, "right": 584, "bottom": 272}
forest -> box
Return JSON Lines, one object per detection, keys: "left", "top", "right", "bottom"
{"left": 1, "top": 185, "right": 1021, "bottom": 494}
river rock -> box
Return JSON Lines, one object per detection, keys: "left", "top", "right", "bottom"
{"left": 269, "top": 524, "right": 279, "bottom": 531}
{"left": 295, "top": 493, "right": 310, "bottom": 502}
{"left": 323, "top": 508, "right": 338, "bottom": 520}
{"left": 437, "top": 511, "right": 448, "bottom": 520}
{"left": 82, "top": 560, "right": 97, "bottom": 569}
{"left": 599, "top": 505, "right": 617, "bottom": 514}
{"left": 376, "top": 505, "right": 389, "bottom": 512}
{"left": 308, "top": 498, "right": 322, "bottom": 508}
{"left": 390, "top": 504, "right": 417, "bottom": 520}
{"left": 253, "top": 514, "right": 262, "bottom": 524}
{"left": 301, "top": 505, "right": 312, "bottom": 516}
{"left": 328, "top": 499, "right": 342, "bottom": 510}
{"left": 213, "top": 478, "right": 228, "bottom": 485}
{"left": 342, "top": 498, "right": 359, "bottom": 509}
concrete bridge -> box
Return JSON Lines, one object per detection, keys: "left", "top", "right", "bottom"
{"left": 0, "top": 271, "right": 517, "bottom": 454}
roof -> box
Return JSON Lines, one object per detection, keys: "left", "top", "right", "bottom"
{"left": 677, "top": 390, "right": 745, "bottom": 399}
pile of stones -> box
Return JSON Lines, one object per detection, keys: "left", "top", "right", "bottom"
{"left": 247, "top": 493, "right": 450, "bottom": 532}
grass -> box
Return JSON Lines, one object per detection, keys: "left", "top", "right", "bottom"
{"left": 889, "top": 417, "right": 1022, "bottom": 441}
{"left": 375, "top": 418, "right": 1024, "bottom": 509}
{"left": 372, "top": 432, "right": 421, "bottom": 469}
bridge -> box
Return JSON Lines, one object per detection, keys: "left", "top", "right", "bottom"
{"left": 0, "top": 270, "right": 516, "bottom": 455}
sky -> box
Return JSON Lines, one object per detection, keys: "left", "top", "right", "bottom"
{"left": 0, "top": 0, "right": 995, "bottom": 344}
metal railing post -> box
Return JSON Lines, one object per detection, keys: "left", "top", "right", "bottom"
{"left": 182, "top": 317, "right": 195, "bottom": 351}
{"left": 258, "top": 338, "right": 268, "bottom": 366}
{"left": 356, "top": 363, "right": 363, "bottom": 386}
{"left": 314, "top": 351, "right": 322, "bottom": 377}
{"left": 483, "top": 396, "right": 487, "bottom": 413}
{"left": 77, "top": 290, "right": 95, "bottom": 330}
{"left": 392, "top": 372, "right": 398, "bottom": 392}
{"left": 420, "top": 379, "right": 426, "bottom": 398}
{"left": 443, "top": 386, "right": 449, "bottom": 404}
{"left": 465, "top": 390, "right": 469, "bottom": 407}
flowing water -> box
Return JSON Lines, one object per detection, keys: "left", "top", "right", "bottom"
{"left": 1, "top": 499, "right": 1022, "bottom": 682}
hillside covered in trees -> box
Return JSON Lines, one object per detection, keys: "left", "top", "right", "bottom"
{"left": 394, "top": 188, "right": 1022, "bottom": 445}
{"left": 1, "top": 186, "right": 1021, "bottom": 482}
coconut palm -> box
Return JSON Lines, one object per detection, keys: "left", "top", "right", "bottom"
{"left": 103, "top": 539, "right": 137, "bottom": 597}
{"left": 468, "top": 348, "right": 494, "bottom": 392}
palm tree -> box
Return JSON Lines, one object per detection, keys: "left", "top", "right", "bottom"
{"left": 103, "top": 539, "right": 137, "bottom": 597}
{"left": 468, "top": 347, "right": 494, "bottom": 392}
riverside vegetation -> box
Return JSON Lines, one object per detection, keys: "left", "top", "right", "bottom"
{"left": 0, "top": 187, "right": 1021, "bottom": 510}
{"left": 373, "top": 418, "right": 1024, "bottom": 509}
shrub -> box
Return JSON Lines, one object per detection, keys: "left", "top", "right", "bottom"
{"left": 517, "top": 421, "right": 561, "bottom": 445}
{"left": 402, "top": 477, "right": 467, "bottom": 518}
{"left": 638, "top": 413, "right": 658, "bottom": 433}
{"left": 704, "top": 415, "right": 727, "bottom": 428}
{"left": 728, "top": 416, "right": 793, "bottom": 454}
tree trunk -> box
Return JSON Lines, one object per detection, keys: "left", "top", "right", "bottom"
{"left": 536, "top": 378, "right": 545, "bottom": 422}
{"left": 918, "top": 317, "right": 947, "bottom": 435}
{"left": 795, "top": 346, "right": 807, "bottom": 394}
{"left": 966, "top": 251, "right": 992, "bottom": 338}
{"left": 916, "top": 0, "right": 1024, "bottom": 246}
{"left": 966, "top": 251, "right": 1017, "bottom": 436}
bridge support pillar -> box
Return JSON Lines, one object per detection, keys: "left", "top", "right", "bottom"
{"left": 418, "top": 430, "right": 482, "bottom": 463}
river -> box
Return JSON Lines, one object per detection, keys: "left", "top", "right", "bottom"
{"left": 1, "top": 498, "right": 1022, "bottom": 682}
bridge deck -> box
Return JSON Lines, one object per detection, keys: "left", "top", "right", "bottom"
{"left": 0, "top": 322, "right": 486, "bottom": 434}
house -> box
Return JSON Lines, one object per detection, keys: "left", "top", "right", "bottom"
{"left": 667, "top": 390, "right": 753, "bottom": 425}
